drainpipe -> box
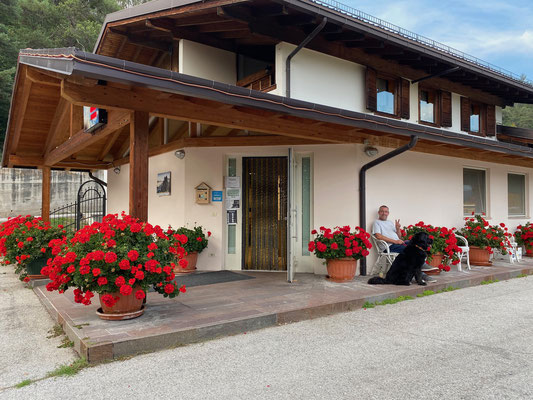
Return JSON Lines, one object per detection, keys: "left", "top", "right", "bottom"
{"left": 286, "top": 17, "right": 327, "bottom": 97}
{"left": 359, "top": 135, "right": 418, "bottom": 276}
{"left": 89, "top": 171, "right": 107, "bottom": 187}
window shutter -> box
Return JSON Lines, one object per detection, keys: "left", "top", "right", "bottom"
{"left": 400, "top": 78, "right": 410, "bottom": 119}
{"left": 460, "top": 97, "right": 470, "bottom": 132}
{"left": 440, "top": 91, "right": 452, "bottom": 127}
{"left": 486, "top": 105, "right": 496, "bottom": 136}
{"left": 365, "top": 67, "right": 377, "bottom": 111}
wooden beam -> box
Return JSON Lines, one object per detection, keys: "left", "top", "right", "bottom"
{"left": 43, "top": 97, "right": 70, "bottom": 156}
{"left": 129, "top": 111, "right": 149, "bottom": 221}
{"left": 26, "top": 69, "right": 61, "bottom": 86}
{"left": 9, "top": 155, "right": 111, "bottom": 169}
{"left": 9, "top": 66, "right": 32, "bottom": 155}
{"left": 98, "top": 124, "right": 128, "bottom": 160}
{"left": 184, "top": 135, "right": 329, "bottom": 147}
{"left": 45, "top": 109, "right": 130, "bottom": 166}
{"left": 41, "top": 167, "right": 51, "bottom": 223}
{"left": 70, "top": 105, "right": 83, "bottom": 138}
{"left": 61, "top": 81, "right": 359, "bottom": 143}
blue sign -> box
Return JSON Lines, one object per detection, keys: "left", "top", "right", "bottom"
{"left": 212, "top": 191, "right": 223, "bottom": 202}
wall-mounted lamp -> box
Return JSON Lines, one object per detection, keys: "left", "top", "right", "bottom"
{"left": 363, "top": 140, "right": 379, "bottom": 157}
{"left": 113, "top": 166, "right": 121, "bottom": 175}
{"left": 174, "top": 149, "right": 185, "bottom": 159}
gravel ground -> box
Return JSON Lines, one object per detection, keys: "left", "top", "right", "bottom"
{"left": 0, "top": 267, "right": 77, "bottom": 390}
{"left": 2, "top": 274, "right": 533, "bottom": 399}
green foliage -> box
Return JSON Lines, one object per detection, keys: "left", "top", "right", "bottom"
{"left": 170, "top": 226, "right": 210, "bottom": 254}
{"left": 15, "top": 379, "right": 33, "bottom": 388}
{"left": 416, "top": 290, "right": 435, "bottom": 297}
{"left": 362, "top": 301, "right": 375, "bottom": 309}
{"left": 502, "top": 103, "right": 533, "bottom": 129}
{"left": 481, "top": 279, "right": 499, "bottom": 285}
{"left": 46, "top": 357, "right": 88, "bottom": 377}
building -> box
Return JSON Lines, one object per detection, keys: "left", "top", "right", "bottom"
{"left": 3, "top": 0, "right": 533, "bottom": 280}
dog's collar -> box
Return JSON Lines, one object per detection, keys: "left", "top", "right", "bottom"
{"left": 414, "top": 244, "right": 427, "bottom": 252}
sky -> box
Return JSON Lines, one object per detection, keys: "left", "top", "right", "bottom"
{"left": 343, "top": 0, "right": 533, "bottom": 82}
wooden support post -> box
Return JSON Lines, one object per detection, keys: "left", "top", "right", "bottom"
{"left": 129, "top": 111, "right": 149, "bottom": 221}
{"left": 41, "top": 167, "right": 51, "bottom": 223}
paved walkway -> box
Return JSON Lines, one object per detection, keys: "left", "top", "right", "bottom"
{"left": 31, "top": 259, "right": 533, "bottom": 362}
{"left": 3, "top": 273, "right": 533, "bottom": 399}
{"left": 0, "top": 268, "right": 77, "bottom": 389}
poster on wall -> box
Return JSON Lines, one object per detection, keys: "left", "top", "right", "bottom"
{"left": 212, "top": 191, "right": 223, "bottom": 202}
{"left": 157, "top": 172, "right": 171, "bottom": 196}
{"left": 227, "top": 210, "right": 237, "bottom": 225}
{"left": 225, "top": 188, "right": 240, "bottom": 210}
{"left": 225, "top": 176, "right": 240, "bottom": 188}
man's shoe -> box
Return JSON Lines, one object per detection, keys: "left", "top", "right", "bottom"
{"left": 424, "top": 276, "right": 437, "bottom": 283}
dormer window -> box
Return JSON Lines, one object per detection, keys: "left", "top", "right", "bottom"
{"left": 376, "top": 77, "right": 396, "bottom": 115}
{"left": 460, "top": 97, "right": 495, "bottom": 136}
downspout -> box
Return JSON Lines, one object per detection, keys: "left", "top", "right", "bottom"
{"left": 89, "top": 171, "right": 107, "bottom": 187}
{"left": 359, "top": 135, "right": 418, "bottom": 276}
{"left": 286, "top": 17, "right": 327, "bottom": 97}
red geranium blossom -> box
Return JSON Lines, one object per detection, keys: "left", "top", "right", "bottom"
{"left": 135, "top": 290, "right": 146, "bottom": 300}
{"left": 120, "top": 284, "right": 133, "bottom": 296}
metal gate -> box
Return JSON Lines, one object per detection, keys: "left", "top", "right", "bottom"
{"left": 50, "top": 179, "right": 106, "bottom": 230}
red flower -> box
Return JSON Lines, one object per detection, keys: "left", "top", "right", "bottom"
{"left": 104, "top": 252, "right": 117, "bottom": 263}
{"left": 79, "top": 265, "right": 90, "bottom": 275}
{"left": 66, "top": 265, "right": 76, "bottom": 274}
{"left": 40, "top": 248, "right": 46, "bottom": 253}
{"left": 331, "top": 243, "right": 339, "bottom": 250}
{"left": 311, "top": 229, "right": 317, "bottom": 235}
{"left": 97, "top": 277, "right": 108, "bottom": 286}
{"left": 17, "top": 242, "right": 24, "bottom": 249}
{"left": 127, "top": 250, "right": 139, "bottom": 261}
{"left": 26, "top": 237, "right": 33, "bottom": 242}
{"left": 135, "top": 271, "right": 145, "bottom": 280}
{"left": 119, "top": 259, "right": 130, "bottom": 270}
{"left": 92, "top": 268, "right": 101, "bottom": 277}
{"left": 345, "top": 249, "right": 353, "bottom": 256}
{"left": 135, "top": 290, "right": 146, "bottom": 300}
{"left": 178, "top": 259, "right": 188, "bottom": 268}
{"left": 115, "top": 276, "right": 126, "bottom": 287}
{"left": 308, "top": 241, "right": 315, "bottom": 252}
{"left": 130, "top": 223, "right": 142, "bottom": 233}
{"left": 23, "top": 276, "right": 30, "bottom": 282}
{"left": 164, "top": 283, "right": 175, "bottom": 294}
{"left": 147, "top": 242, "right": 158, "bottom": 251}
{"left": 207, "top": 231, "right": 212, "bottom": 237}
{"left": 120, "top": 284, "right": 133, "bottom": 296}
{"left": 101, "top": 294, "right": 117, "bottom": 307}
{"left": 196, "top": 237, "right": 203, "bottom": 242}
{"left": 179, "top": 285, "right": 186, "bottom": 293}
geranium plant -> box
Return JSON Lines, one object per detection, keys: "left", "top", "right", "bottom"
{"left": 0, "top": 215, "right": 67, "bottom": 282}
{"left": 459, "top": 214, "right": 511, "bottom": 254}
{"left": 514, "top": 222, "right": 533, "bottom": 255}
{"left": 401, "top": 222, "right": 461, "bottom": 271}
{"left": 308, "top": 225, "right": 372, "bottom": 260}
{"left": 168, "top": 226, "right": 210, "bottom": 254}
{"left": 42, "top": 213, "right": 187, "bottom": 307}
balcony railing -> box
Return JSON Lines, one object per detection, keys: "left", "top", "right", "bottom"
{"left": 237, "top": 69, "right": 276, "bottom": 92}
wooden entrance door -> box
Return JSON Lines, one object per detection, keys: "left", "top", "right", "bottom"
{"left": 243, "top": 157, "right": 287, "bottom": 270}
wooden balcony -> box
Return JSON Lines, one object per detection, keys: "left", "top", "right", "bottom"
{"left": 237, "top": 68, "right": 276, "bottom": 92}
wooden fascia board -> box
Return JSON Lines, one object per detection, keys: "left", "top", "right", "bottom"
{"left": 45, "top": 109, "right": 130, "bottom": 166}
{"left": 8, "top": 155, "right": 111, "bottom": 170}
{"left": 60, "top": 81, "right": 358, "bottom": 144}
{"left": 8, "top": 66, "right": 32, "bottom": 157}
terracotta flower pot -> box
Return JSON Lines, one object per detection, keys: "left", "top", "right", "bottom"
{"left": 97, "top": 285, "right": 144, "bottom": 320}
{"left": 427, "top": 253, "right": 444, "bottom": 268}
{"left": 175, "top": 252, "right": 198, "bottom": 274}
{"left": 469, "top": 246, "right": 492, "bottom": 266}
{"left": 326, "top": 258, "right": 357, "bottom": 283}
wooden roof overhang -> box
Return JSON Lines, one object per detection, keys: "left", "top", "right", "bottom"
{"left": 3, "top": 48, "right": 533, "bottom": 172}
{"left": 93, "top": 0, "right": 533, "bottom": 106}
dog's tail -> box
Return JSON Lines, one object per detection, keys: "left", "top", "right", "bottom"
{"left": 367, "top": 277, "right": 388, "bottom": 285}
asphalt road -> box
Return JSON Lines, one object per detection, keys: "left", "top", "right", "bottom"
{"left": 2, "top": 275, "right": 533, "bottom": 399}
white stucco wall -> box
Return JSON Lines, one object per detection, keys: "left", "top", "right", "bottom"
{"left": 179, "top": 39, "right": 236, "bottom": 84}
{"left": 273, "top": 42, "right": 366, "bottom": 112}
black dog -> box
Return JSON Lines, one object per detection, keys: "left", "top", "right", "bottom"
{"left": 368, "top": 231, "right": 433, "bottom": 286}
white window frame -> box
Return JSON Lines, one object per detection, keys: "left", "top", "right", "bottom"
{"left": 508, "top": 172, "right": 528, "bottom": 218}
{"left": 463, "top": 167, "right": 488, "bottom": 217}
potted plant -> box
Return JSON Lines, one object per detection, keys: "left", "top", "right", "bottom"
{"left": 309, "top": 225, "right": 372, "bottom": 282}
{"left": 459, "top": 214, "right": 511, "bottom": 266}
{"left": 515, "top": 223, "right": 533, "bottom": 257}
{"left": 402, "top": 222, "right": 461, "bottom": 272}
{"left": 42, "top": 213, "right": 187, "bottom": 320}
{"left": 167, "top": 226, "right": 211, "bottom": 273}
{"left": 0, "top": 215, "right": 67, "bottom": 281}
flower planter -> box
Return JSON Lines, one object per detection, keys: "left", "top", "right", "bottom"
{"left": 175, "top": 252, "right": 198, "bottom": 274}
{"left": 96, "top": 285, "right": 144, "bottom": 321}
{"left": 427, "top": 253, "right": 444, "bottom": 268}
{"left": 26, "top": 256, "right": 48, "bottom": 280}
{"left": 469, "top": 246, "right": 492, "bottom": 266}
{"left": 326, "top": 258, "right": 357, "bottom": 283}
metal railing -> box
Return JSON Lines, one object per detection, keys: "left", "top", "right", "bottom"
{"left": 309, "top": 0, "right": 533, "bottom": 87}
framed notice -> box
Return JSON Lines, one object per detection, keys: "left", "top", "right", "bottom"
{"left": 225, "top": 176, "right": 240, "bottom": 188}
{"left": 227, "top": 210, "right": 237, "bottom": 225}
{"left": 225, "top": 188, "right": 240, "bottom": 210}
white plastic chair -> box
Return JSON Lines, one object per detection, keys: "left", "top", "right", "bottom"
{"left": 455, "top": 234, "right": 470, "bottom": 272}
{"left": 370, "top": 235, "right": 400, "bottom": 275}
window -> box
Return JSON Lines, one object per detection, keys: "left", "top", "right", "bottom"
{"left": 419, "top": 89, "right": 437, "bottom": 124}
{"left": 227, "top": 158, "right": 237, "bottom": 254}
{"left": 463, "top": 168, "right": 486, "bottom": 215}
{"left": 301, "top": 157, "right": 311, "bottom": 256}
{"left": 508, "top": 173, "right": 526, "bottom": 216}
{"left": 376, "top": 77, "right": 396, "bottom": 115}
{"left": 470, "top": 103, "right": 481, "bottom": 133}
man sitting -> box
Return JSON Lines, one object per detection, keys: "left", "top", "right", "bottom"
{"left": 372, "top": 205, "right": 436, "bottom": 283}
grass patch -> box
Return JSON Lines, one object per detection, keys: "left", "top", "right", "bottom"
{"left": 516, "top": 273, "right": 528, "bottom": 278}
{"left": 46, "top": 358, "right": 88, "bottom": 378}
{"left": 362, "top": 301, "right": 375, "bottom": 309}
{"left": 47, "top": 324, "right": 64, "bottom": 339}
{"left": 375, "top": 295, "right": 414, "bottom": 305}
{"left": 481, "top": 279, "right": 500, "bottom": 285}
{"left": 73, "top": 323, "right": 90, "bottom": 330}
{"left": 15, "top": 379, "right": 33, "bottom": 388}
{"left": 437, "top": 286, "right": 458, "bottom": 293}
{"left": 57, "top": 337, "right": 74, "bottom": 348}
{"left": 416, "top": 290, "right": 435, "bottom": 298}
